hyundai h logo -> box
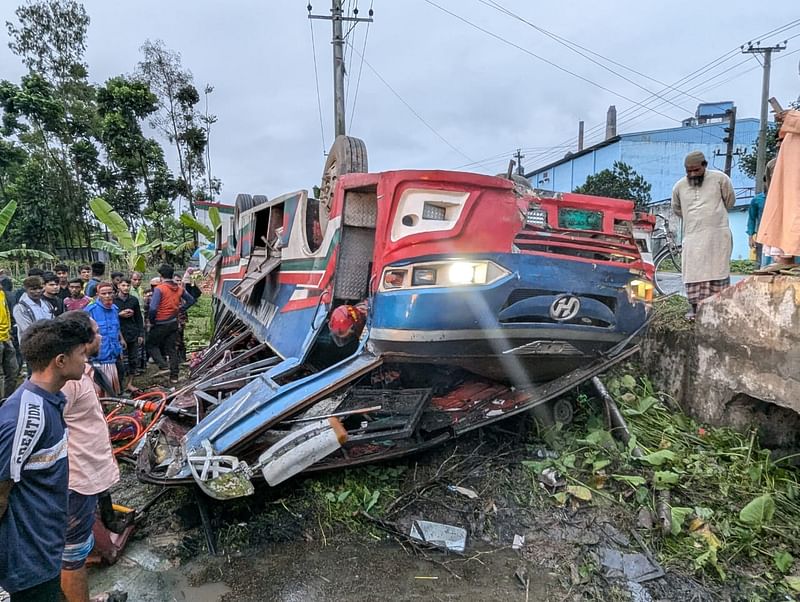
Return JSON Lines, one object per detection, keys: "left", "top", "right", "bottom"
{"left": 549, "top": 295, "right": 580, "bottom": 321}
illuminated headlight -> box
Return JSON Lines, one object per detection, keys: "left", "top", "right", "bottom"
{"left": 380, "top": 260, "right": 508, "bottom": 291}
{"left": 626, "top": 279, "right": 654, "bottom": 304}
{"left": 412, "top": 268, "right": 437, "bottom": 286}
{"left": 448, "top": 262, "right": 475, "bottom": 284}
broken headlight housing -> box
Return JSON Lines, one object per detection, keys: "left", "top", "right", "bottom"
{"left": 626, "top": 279, "right": 654, "bottom": 304}
{"left": 379, "top": 260, "right": 509, "bottom": 291}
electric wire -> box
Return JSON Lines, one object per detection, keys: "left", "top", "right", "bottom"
{"left": 349, "top": 0, "right": 373, "bottom": 129}
{"left": 309, "top": 18, "right": 327, "bottom": 155}
{"left": 423, "top": 0, "right": 688, "bottom": 125}
{"left": 344, "top": 0, "right": 356, "bottom": 104}
{"left": 478, "top": 0, "right": 697, "bottom": 113}
{"left": 348, "top": 43, "right": 474, "bottom": 162}
{"left": 522, "top": 20, "right": 800, "bottom": 167}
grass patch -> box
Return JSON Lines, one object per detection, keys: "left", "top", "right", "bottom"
{"left": 730, "top": 260, "right": 759, "bottom": 275}
{"left": 521, "top": 370, "right": 800, "bottom": 594}
{"left": 651, "top": 294, "right": 693, "bottom": 333}
{"left": 185, "top": 295, "right": 213, "bottom": 351}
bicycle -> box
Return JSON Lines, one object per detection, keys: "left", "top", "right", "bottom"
{"left": 651, "top": 214, "right": 683, "bottom": 296}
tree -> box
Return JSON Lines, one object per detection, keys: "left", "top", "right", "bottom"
{"left": 3, "top": 0, "right": 97, "bottom": 257}
{"left": 95, "top": 75, "right": 177, "bottom": 222}
{"left": 6, "top": 0, "right": 90, "bottom": 85}
{"left": 574, "top": 161, "right": 652, "bottom": 211}
{"left": 136, "top": 40, "right": 210, "bottom": 221}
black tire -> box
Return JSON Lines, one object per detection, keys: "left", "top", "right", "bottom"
{"left": 552, "top": 398, "right": 574, "bottom": 425}
{"left": 653, "top": 245, "right": 683, "bottom": 296}
{"left": 319, "top": 135, "right": 368, "bottom": 215}
{"left": 252, "top": 194, "right": 269, "bottom": 209}
{"left": 235, "top": 193, "right": 253, "bottom": 212}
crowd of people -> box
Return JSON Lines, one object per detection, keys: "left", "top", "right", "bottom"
{"left": 0, "top": 261, "right": 202, "bottom": 601}
{"left": 0, "top": 261, "right": 201, "bottom": 397}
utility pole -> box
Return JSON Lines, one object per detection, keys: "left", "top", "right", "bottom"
{"left": 308, "top": 1, "right": 373, "bottom": 137}
{"left": 742, "top": 42, "right": 787, "bottom": 193}
{"left": 722, "top": 106, "right": 736, "bottom": 177}
{"left": 514, "top": 149, "right": 525, "bottom": 176}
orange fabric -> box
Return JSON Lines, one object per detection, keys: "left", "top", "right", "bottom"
{"left": 154, "top": 282, "right": 184, "bottom": 322}
{"left": 756, "top": 110, "right": 800, "bottom": 256}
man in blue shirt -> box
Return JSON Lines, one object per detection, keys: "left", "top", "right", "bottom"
{"left": 84, "top": 282, "right": 125, "bottom": 396}
{"left": 0, "top": 318, "right": 92, "bottom": 600}
{"left": 747, "top": 191, "right": 766, "bottom": 265}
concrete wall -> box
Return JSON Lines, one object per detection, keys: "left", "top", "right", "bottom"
{"left": 640, "top": 275, "right": 800, "bottom": 451}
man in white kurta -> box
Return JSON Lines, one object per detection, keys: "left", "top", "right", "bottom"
{"left": 671, "top": 151, "right": 735, "bottom": 317}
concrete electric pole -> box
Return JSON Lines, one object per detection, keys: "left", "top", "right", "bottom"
{"left": 723, "top": 106, "right": 737, "bottom": 177}
{"left": 514, "top": 149, "right": 525, "bottom": 176}
{"left": 308, "top": 1, "right": 373, "bottom": 137}
{"left": 742, "top": 42, "right": 787, "bottom": 193}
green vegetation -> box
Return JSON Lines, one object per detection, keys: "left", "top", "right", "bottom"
{"left": 730, "top": 259, "right": 759, "bottom": 275}
{"left": 184, "top": 294, "right": 213, "bottom": 351}
{"left": 0, "top": 0, "right": 219, "bottom": 263}
{"left": 522, "top": 371, "right": 800, "bottom": 594}
{"left": 574, "top": 161, "right": 652, "bottom": 211}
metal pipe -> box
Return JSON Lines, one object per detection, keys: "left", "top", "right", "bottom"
{"left": 591, "top": 376, "right": 642, "bottom": 458}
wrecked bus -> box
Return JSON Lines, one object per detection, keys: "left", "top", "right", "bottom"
{"left": 136, "top": 136, "right": 654, "bottom": 499}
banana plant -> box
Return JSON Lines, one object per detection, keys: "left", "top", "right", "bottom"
{"left": 179, "top": 206, "right": 220, "bottom": 242}
{"left": 0, "top": 200, "right": 57, "bottom": 260}
{"left": 179, "top": 208, "right": 219, "bottom": 260}
{"left": 89, "top": 197, "right": 163, "bottom": 272}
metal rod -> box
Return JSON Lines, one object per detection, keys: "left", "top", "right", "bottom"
{"left": 285, "top": 405, "right": 382, "bottom": 423}
{"left": 194, "top": 488, "right": 218, "bottom": 556}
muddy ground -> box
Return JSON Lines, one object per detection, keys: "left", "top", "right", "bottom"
{"left": 90, "top": 402, "right": 766, "bottom": 602}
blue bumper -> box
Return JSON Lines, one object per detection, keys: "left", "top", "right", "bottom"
{"left": 369, "top": 253, "right": 647, "bottom": 358}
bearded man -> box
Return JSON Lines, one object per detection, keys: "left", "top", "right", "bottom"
{"left": 671, "top": 150, "right": 736, "bottom": 319}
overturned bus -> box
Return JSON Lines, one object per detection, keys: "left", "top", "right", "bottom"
{"left": 136, "top": 136, "right": 655, "bottom": 499}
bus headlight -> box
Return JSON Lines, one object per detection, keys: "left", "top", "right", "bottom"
{"left": 379, "top": 260, "right": 508, "bottom": 291}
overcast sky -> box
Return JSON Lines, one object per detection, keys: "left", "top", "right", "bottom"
{"left": 2, "top": 0, "right": 799, "bottom": 203}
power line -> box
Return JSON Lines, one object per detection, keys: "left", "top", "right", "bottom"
{"left": 308, "top": 17, "right": 327, "bottom": 155}
{"left": 348, "top": 43, "right": 475, "bottom": 162}
{"left": 526, "top": 20, "right": 800, "bottom": 165}
{"left": 478, "top": 0, "right": 698, "bottom": 113}
{"left": 422, "top": 0, "right": 688, "bottom": 124}
{"left": 348, "top": 0, "right": 373, "bottom": 128}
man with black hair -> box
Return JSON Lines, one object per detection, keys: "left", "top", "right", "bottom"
{"left": 57, "top": 312, "right": 125, "bottom": 602}
{"left": 13, "top": 276, "right": 54, "bottom": 343}
{"left": 78, "top": 265, "right": 91, "bottom": 285}
{"left": 0, "top": 318, "right": 92, "bottom": 600}
{"left": 84, "top": 282, "right": 124, "bottom": 395}
{"left": 64, "top": 279, "right": 91, "bottom": 312}
{"left": 147, "top": 264, "right": 195, "bottom": 384}
{"left": 42, "top": 272, "right": 65, "bottom": 317}
{"left": 13, "top": 267, "right": 44, "bottom": 304}
{"left": 114, "top": 278, "right": 144, "bottom": 389}
{"left": 85, "top": 262, "right": 105, "bottom": 298}
{"left": 54, "top": 264, "right": 70, "bottom": 301}
{"left": 110, "top": 271, "right": 124, "bottom": 293}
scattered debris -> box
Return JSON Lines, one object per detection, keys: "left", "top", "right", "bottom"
{"left": 598, "top": 547, "right": 664, "bottom": 583}
{"left": 409, "top": 520, "right": 467, "bottom": 553}
{"left": 512, "top": 534, "right": 525, "bottom": 550}
{"left": 447, "top": 485, "right": 478, "bottom": 499}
